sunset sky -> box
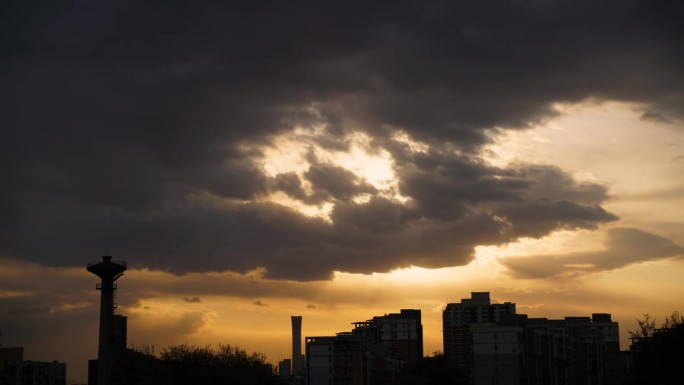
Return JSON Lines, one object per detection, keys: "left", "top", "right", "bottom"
{"left": 1, "top": 1, "right": 683, "bottom": 383}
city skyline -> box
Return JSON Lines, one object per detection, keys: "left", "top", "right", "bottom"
{"left": 1, "top": 262, "right": 679, "bottom": 383}
{"left": 2, "top": 1, "right": 684, "bottom": 383}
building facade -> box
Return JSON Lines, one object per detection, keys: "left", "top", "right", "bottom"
{"left": 444, "top": 293, "right": 620, "bottom": 385}
{"left": 471, "top": 325, "right": 524, "bottom": 385}
{"left": 443, "top": 292, "right": 517, "bottom": 379}
{"left": 514, "top": 314, "right": 620, "bottom": 385}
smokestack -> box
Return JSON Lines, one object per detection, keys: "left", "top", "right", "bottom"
{"left": 87, "top": 256, "right": 127, "bottom": 385}
{"left": 291, "top": 316, "right": 302, "bottom": 375}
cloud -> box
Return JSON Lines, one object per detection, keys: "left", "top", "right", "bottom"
{"left": 183, "top": 296, "right": 201, "bottom": 303}
{"left": 305, "top": 163, "right": 377, "bottom": 203}
{"left": 132, "top": 311, "right": 207, "bottom": 337}
{"left": 0, "top": 144, "right": 617, "bottom": 281}
{"left": 501, "top": 228, "right": 684, "bottom": 279}
{"left": 0, "top": 0, "right": 679, "bottom": 280}
{"left": 639, "top": 110, "right": 670, "bottom": 123}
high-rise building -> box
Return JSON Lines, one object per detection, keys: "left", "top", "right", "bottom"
{"left": 306, "top": 309, "right": 423, "bottom": 385}
{"left": 292, "top": 316, "right": 303, "bottom": 376}
{"left": 471, "top": 324, "right": 524, "bottom": 385}
{"left": 444, "top": 293, "right": 621, "bottom": 385}
{"left": 443, "top": 292, "right": 516, "bottom": 378}
{"left": 306, "top": 336, "right": 340, "bottom": 385}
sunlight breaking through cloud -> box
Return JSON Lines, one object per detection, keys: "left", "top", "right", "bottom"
{"left": 254, "top": 126, "right": 412, "bottom": 219}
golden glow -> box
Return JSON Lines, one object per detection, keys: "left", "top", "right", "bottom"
{"left": 254, "top": 127, "right": 410, "bottom": 218}
{"left": 257, "top": 191, "right": 334, "bottom": 220}
{"left": 3, "top": 102, "right": 684, "bottom": 382}
{"left": 391, "top": 130, "right": 429, "bottom": 153}
{"left": 153, "top": 102, "right": 683, "bottom": 361}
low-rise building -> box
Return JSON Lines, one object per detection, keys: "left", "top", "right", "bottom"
{"left": 1, "top": 347, "right": 67, "bottom": 385}
{"left": 22, "top": 360, "right": 67, "bottom": 385}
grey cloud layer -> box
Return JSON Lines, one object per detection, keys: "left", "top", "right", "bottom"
{"left": 502, "top": 228, "right": 684, "bottom": 279}
{"left": 2, "top": 0, "right": 681, "bottom": 279}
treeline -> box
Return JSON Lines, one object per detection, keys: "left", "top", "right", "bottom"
{"left": 113, "top": 344, "right": 283, "bottom": 385}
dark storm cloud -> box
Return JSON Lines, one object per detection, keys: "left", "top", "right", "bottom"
{"left": 1, "top": 0, "right": 681, "bottom": 279}
{"left": 272, "top": 172, "right": 309, "bottom": 201}
{"left": 305, "top": 163, "right": 377, "bottom": 203}
{"left": 502, "top": 228, "right": 684, "bottom": 279}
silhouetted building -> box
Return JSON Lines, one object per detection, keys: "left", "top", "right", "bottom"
{"left": 22, "top": 360, "right": 66, "bottom": 385}
{"left": 112, "top": 315, "right": 128, "bottom": 357}
{"left": 306, "top": 336, "right": 344, "bottom": 385}
{"left": 627, "top": 323, "right": 684, "bottom": 384}
{"left": 471, "top": 324, "right": 524, "bottom": 385}
{"left": 443, "top": 294, "right": 620, "bottom": 385}
{"left": 0, "top": 347, "right": 23, "bottom": 385}
{"left": 86, "top": 256, "right": 127, "bottom": 385}
{"left": 443, "top": 292, "right": 516, "bottom": 379}
{"left": 292, "top": 316, "right": 303, "bottom": 377}
{"left": 1, "top": 348, "right": 67, "bottom": 385}
{"left": 306, "top": 309, "right": 423, "bottom": 385}
{"left": 278, "top": 358, "right": 292, "bottom": 377}
{"left": 511, "top": 314, "right": 620, "bottom": 385}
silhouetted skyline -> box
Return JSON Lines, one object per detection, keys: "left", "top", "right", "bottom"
{"left": 1, "top": 1, "right": 684, "bottom": 383}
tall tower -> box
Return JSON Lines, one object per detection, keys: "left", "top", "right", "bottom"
{"left": 87, "top": 256, "right": 127, "bottom": 385}
{"left": 291, "top": 316, "right": 302, "bottom": 376}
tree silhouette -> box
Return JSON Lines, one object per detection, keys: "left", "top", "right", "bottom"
{"left": 111, "top": 343, "right": 280, "bottom": 385}
{"left": 661, "top": 310, "right": 684, "bottom": 329}
{"left": 628, "top": 313, "right": 656, "bottom": 339}
{"left": 158, "top": 344, "right": 277, "bottom": 385}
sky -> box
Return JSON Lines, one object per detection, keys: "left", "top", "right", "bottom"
{"left": 1, "top": 0, "right": 683, "bottom": 383}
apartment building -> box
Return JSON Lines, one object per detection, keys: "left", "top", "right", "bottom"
{"left": 306, "top": 309, "right": 423, "bottom": 385}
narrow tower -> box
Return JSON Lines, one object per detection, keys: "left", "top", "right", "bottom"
{"left": 291, "top": 316, "right": 302, "bottom": 376}
{"left": 87, "top": 256, "right": 127, "bottom": 385}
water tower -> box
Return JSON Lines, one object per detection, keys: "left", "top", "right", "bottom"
{"left": 87, "top": 256, "right": 127, "bottom": 385}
